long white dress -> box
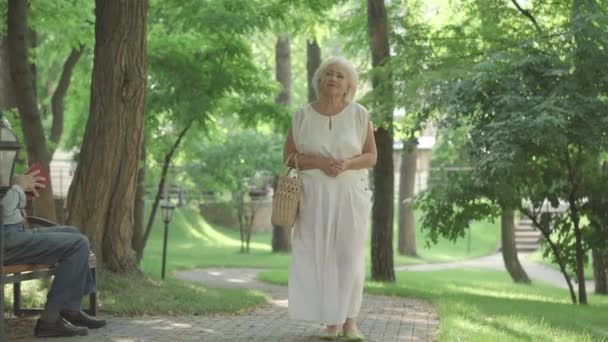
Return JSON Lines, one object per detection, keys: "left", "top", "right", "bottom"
{"left": 288, "top": 102, "right": 372, "bottom": 325}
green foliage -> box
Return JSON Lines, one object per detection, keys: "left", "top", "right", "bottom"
{"left": 182, "top": 129, "right": 283, "bottom": 196}
{"left": 417, "top": 1, "right": 608, "bottom": 295}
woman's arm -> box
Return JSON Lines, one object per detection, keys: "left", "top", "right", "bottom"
{"left": 346, "top": 121, "right": 377, "bottom": 170}
{"left": 283, "top": 127, "right": 334, "bottom": 174}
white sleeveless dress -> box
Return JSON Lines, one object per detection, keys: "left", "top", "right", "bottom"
{"left": 288, "top": 102, "right": 372, "bottom": 325}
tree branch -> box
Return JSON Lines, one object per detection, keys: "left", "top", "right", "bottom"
{"left": 511, "top": 0, "right": 542, "bottom": 33}
{"left": 50, "top": 45, "right": 85, "bottom": 147}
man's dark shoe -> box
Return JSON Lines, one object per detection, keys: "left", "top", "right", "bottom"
{"left": 34, "top": 317, "right": 88, "bottom": 338}
{"left": 61, "top": 310, "right": 107, "bottom": 329}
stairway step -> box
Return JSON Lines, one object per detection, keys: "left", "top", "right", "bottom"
{"left": 516, "top": 245, "right": 539, "bottom": 252}
{"left": 515, "top": 230, "right": 542, "bottom": 236}
{"left": 515, "top": 227, "right": 540, "bottom": 231}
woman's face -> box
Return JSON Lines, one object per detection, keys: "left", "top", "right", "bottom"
{"left": 319, "top": 64, "right": 349, "bottom": 99}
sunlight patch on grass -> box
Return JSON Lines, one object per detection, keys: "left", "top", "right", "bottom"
{"left": 176, "top": 208, "right": 271, "bottom": 250}
{"left": 446, "top": 284, "right": 568, "bottom": 304}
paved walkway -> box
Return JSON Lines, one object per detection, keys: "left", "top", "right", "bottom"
{"left": 395, "top": 252, "right": 595, "bottom": 290}
{"left": 8, "top": 268, "right": 439, "bottom": 342}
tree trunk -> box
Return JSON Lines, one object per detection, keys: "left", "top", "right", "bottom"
{"left": 7, "top": 0, "right": 56, "bottom": 221}
{"left": 500, "top": 207, "right": 531, "bottom": 283}
{"left": 50, "top": 45, "right": 85, "bottom": 150}
{"left": 272, "top": 33, "right": 292, "bottom": 253}
{"left": 398, "top": 142, "right": 417, "bottom": 256}
{"left": 133, "top": 141, "right": 146, "bottom": 262}
{"left": 592, "top": 248, "right": 607, "bottom": 294}
{"left": 523, "top": 209, "right": 578, "bottom": 303}
{"left": 65, "top": 0, "right": 148, "bottom": 273}
{"left": 142, "top": 123, "right": 192, "bottom": 259}
{"left": 0, "top": 37, "right": 17, "bottom": 110}
{"left": 367, "top": 0, "right": 395, "bottom": 282}
{"left": 306, "top": 39, "right": 321, "bottom": 102}
{"left": 275, "top": 34, "right": 291, "bottom": 105}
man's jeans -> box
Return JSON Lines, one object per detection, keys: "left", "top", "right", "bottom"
{"left": 3, "top": 224, "right": 94, "bottom": 312}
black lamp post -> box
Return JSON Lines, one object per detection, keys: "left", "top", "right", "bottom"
{"left": 160, "top": 199, "right": 175, "bottom": 280}
{"left": 0, "top": 118, "right": 21, "bottom": 339}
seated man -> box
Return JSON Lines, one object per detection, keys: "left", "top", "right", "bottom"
{"left": 2, "top": 170, "right": 106, "bottom": 338}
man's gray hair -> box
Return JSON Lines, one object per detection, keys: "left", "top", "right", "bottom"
{"left": 312, "top": 56, "right": 358, "bottom": 103}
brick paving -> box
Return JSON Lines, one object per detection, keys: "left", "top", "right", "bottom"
{"left": 8, "top": 268, "right": 439, "bottom": 341}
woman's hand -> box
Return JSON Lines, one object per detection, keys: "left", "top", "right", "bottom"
{"left": 329, "top": 159, "right": 349, "bottom": 176}
{"left": 318, "top": 157, "right": 337, "bottom": 177}
{"left": 319, "top": 158, "right": 350, "bottom": 177}
{"left": 13, "top": 171, "right": 47, "bottom": 197}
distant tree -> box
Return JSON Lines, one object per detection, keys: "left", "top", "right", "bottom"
{"left": 272, "top": 33, "right": 292, "bottom": 253}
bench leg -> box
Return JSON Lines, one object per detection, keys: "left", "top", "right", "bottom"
{"left": 88, "top": 292, "right": 97, "bottom": 316}
{"left": 13, "top": 281, "right": 22, "bottom": 316}
{"left": 85, "top": 267, "right": 97, "bottom": 316}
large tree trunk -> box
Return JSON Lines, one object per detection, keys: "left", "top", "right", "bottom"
{"left": 592, "top": 248, "right": 607, "bottom": 294}
{"left": 132, "top": 141, "right": 146, "bottom": 262}
{"left": 398, "top": 142, "right": 417, "bottom": 256}
{"left": 272, "top": 33, "right": 292, "bottom": 253}
{"left": 65, "top": 0, "right": 148, "bottom": 273}
{"left": 0, "top": 37, "right": 17, "bottom": 110}
{"left": 501, "top": 207, "right": 531, "bottom": 283}
{"left": 7, "top": 0, "right": 56, "bottom": 221}
{"left": 367, "top": 0, "right": 395, "bottom": 282}
{"left": 306, "top": 39, "right": 321, "bottom": 102}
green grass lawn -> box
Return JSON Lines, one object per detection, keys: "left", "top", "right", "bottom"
{"left": 529, "top": 250, "right": 595, "bottom": 281}
{"left": 140, "top": 204, "right": 501, "bottom": 276}
{"left": 401, "top": 213, "right": 500, "bottom": 264}
{"left": 258, "top": 268, "right": 608, "bottom": 341}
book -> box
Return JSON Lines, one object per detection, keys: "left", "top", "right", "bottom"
{"left": 24, "top": 162, "right": 49, "bottom": 200}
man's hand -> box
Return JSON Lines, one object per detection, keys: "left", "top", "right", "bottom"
{"left": 13, "top": 171, "right": 47, "bottom": 198}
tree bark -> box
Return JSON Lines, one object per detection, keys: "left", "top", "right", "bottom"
{"left": 275, "top": 34, "right": 291, "bottom": 105}
{"left": 133, "top": 141, "right": 146, "bottom": 262}
{"left": 7, "top": 0, "right": 56, "bottom": 221}
{"left": 367, "top": 0, "right": 395, "bottom": 282}
{"left": 398, "top": 142, "right": 417, "bottom": 256}
{"left": 592, "top": 248, "right": 607, "bottom": 294}
{"left": 272, "top": 33, "right": 292, "bottom": 253}
{"left": 0, "top": 37, "right": 17, "bottom": 110}
{"left": 306, "top": 39, "right": 321, "bottom": 102}
{"left": 500, "top": 207, "right": 531, "bottom": 283}
{"left": 65, "top": 0, "right": 148, "bottom": 273}
{"left": 50, "top": 45, "right": 85, "bottom": 149}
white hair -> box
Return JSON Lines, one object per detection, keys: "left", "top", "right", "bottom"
{"left": 312, "top": 56, "right": 358, "bottom": 103}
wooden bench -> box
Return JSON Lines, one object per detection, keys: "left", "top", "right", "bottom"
{"left": 1, "top": 216, "right": 97, "bottom": 318}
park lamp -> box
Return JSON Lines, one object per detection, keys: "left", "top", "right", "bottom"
{"left": 160, "top": 198, "right": 175, "bottom": 280}
{"left": 0, "top": 118, "right": 20, "bottom": 199}
{"left": 160, "top": 199, "right": 175, "bottom": 224}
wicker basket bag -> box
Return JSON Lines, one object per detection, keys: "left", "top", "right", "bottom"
{"left": 271, "top": 153, "right": 303, "bottom": 228}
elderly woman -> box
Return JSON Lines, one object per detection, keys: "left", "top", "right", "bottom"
{"left": 283, "top": 56, "right": 376, "bottom": 341}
